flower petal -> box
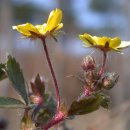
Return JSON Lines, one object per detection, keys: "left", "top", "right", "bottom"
{"left": 35, "top": 23, "right": 47, "bottom": 35}
{"left": 55, "top": 23, "right": 63, "bottom": 31}
{"left": 93, "top": 36, "right": 109, "bottom": 46}
{"left": 12, "top": 23, "right": 40, "bottom": 37}
{"left": 79, "top": 34, "right": 95, "bottom": 47}
{"left": 116, "top": 41, "right": 130, "bottom": 49}
{"left": 109, "top": 37, "right": 121, "bottom": 48}
{"left": 46, "top": 8, "right": 62, "bottom": 31}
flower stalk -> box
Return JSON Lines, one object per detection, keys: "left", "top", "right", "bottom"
{"left": 98, "top": 51, "right": 107, "bottom": 78}
{"left": 41, "top": 38, "right": 60, "bottom": 112}
{"left": 93, "top": 51, "right": 107, "bottom": 90}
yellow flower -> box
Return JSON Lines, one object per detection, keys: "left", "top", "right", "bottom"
{"left": 12, "top": 8, "right": 63, "bottom": 39}
{"left": 79, "top": 33, "right": 130, "bottom": 52}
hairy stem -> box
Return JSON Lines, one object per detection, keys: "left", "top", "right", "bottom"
{"left": 43, "top": 111, "right": 64, "bottom": 130}
{"left": 41, "top": 38, "right": 60, "bottom": 111}
{"left": 98, "top": 52, "right": 107, "bottom": 78}
{"left": 93, "top": 51, "right": 107, "bottom": 90}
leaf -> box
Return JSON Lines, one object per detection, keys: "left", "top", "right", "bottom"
{"left": 6, "top": 55, "right": 28, "bottom": 105}
{"left": 0, "top": 97, "right": 26, "bottom": 108}
{"left": 67, "top": 92, "right": 110, "bottom": 116}
{"left": 100, "top": 94, "right": 110, "bottom": 109}
{"left": 0, "top": 63, "right": 7, "bottom": 81}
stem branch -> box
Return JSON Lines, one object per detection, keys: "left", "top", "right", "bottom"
{"left": 43, "top": 111, "right": 64, "bottom": 130}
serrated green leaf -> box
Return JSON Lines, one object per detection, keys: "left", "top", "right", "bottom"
{"left": 0, "top": 97, "right": 26, "bottom": 108}
{"left": 0, "top": 63, "right": 7, "bottom": 81}
{"left": 6, "top": 55, "right": 28, "bottom": 105}
{"left": 68, "top": 93, "right": 110, "bottom": 116}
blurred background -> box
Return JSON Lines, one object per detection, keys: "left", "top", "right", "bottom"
{"left": 0, "top": 0, "right": 130, "bottom": 130}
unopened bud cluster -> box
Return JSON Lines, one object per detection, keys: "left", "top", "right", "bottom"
{"left": 81, "top": 56, "right": 96, "bottom": 72}
{"left": 81, "top": 56, "right": 119, "bottom": 97}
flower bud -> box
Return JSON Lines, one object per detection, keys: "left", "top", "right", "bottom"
{"left": 30, "top": 74, "right": 45, "bottom": 96}
{"left": 30, "top": 95, "right": 43, "bottom": 104}
{"left": 102, "top": 72, "right": 119, "bottom": 90}
{"left": 81, "top": 56, "right": 96, "bottom": 72}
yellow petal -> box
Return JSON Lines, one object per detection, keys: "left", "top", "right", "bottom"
{"left": 35, "top": 23, "right": 47, "bottom": 35}
{"left": 93, "top": 36, "right": 109, "bottom": 46}
{"left": 116, "top": 41, "right": 130, "bottom": 49}
{"left": 79, "top": 33, "right": 95, "bottom": 46}
{"left": 12, "top": 23, "right": 40, "bottom": 37}
{"left": 109, "top": 37, "right": 121, "bottom": 48}
{"left": 12, "top": 25, "right": 30, "bottom": 36}
{"left": 46, "top": 8, "right": 62, "bottom": 31}
{"left": 55, "top": 23, "right": 63, "bottom": 30}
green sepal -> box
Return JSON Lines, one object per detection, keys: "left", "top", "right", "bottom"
{"left": 6, "top": 55, "right": 28, "bottom": 105}
{"left": 34, "top": 74, "right": 45, "bottom": 95}
{"left": 50, "top": 34, "right": 58, "bottom": 42}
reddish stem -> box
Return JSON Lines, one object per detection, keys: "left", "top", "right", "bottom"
{"left": 43, "top": 111, "right": 64, "bottom": 130}
{"left": 93, "top": 51, "right": 107, "bottom": 90}
{"left": 98, "top": 52, "right": 107, "bottom": 78}
{"left": 78, "top": 86, "right": 90, "bottom": 100}
{"left": 41, "top": 38, "right": 60, "bottom": 112}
